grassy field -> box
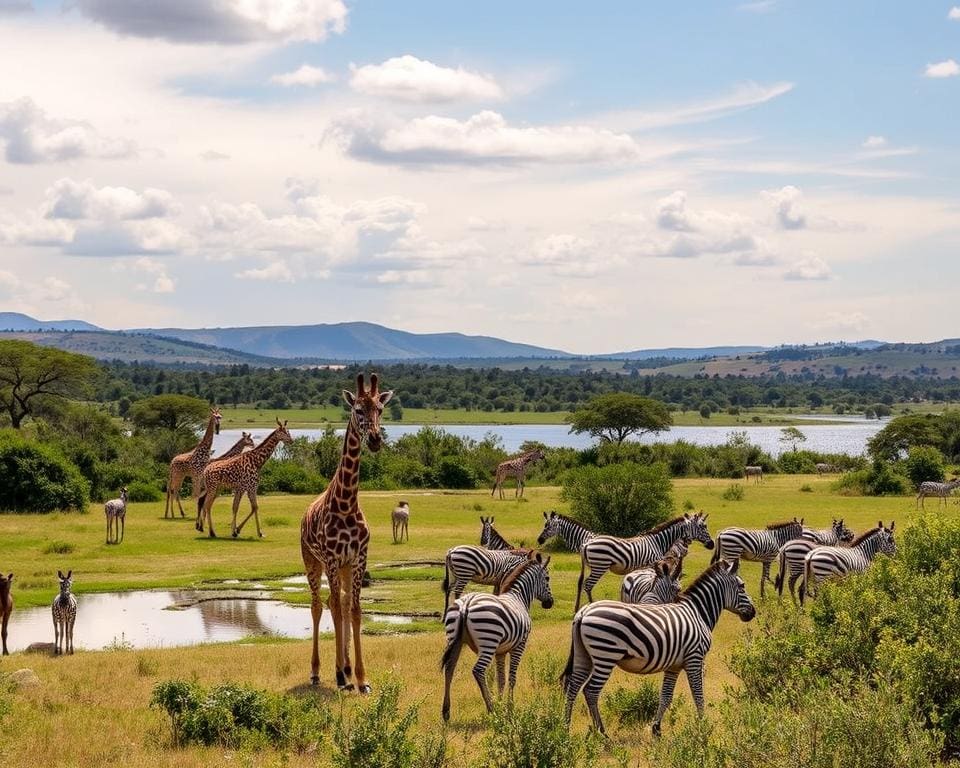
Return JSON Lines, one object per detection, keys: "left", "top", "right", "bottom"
{"left": 0, "top": 479, "right": 928, "bottom": 766}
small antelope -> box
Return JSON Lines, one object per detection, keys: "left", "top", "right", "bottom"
{"left": 0, "top": 572, "right": 12, "bottom": 655}
{"left": 52, "top": 570, "right": 77, "bottom": 655}
{"left": 105, "top": 487, "right": 128, "bottom": 544}
{"left": 392, "top": 501, "right": 410, "bottom": 544}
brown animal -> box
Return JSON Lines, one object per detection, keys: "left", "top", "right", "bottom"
{"left": 301, "top": 373, "right": 393, "bottom": 691}
{"left": 193, "top": 431, "right": 256, "bottom": 530}
{"left": 491, "top": 448, "right": 545, "bottom": 499}
{"left": 0, "top": 572, "right": 12, "bottom": 655}
{"left": 392, "top": 501, "right": 410, "bottom": 543}
{"left": 165, "top": 408, "right": 221, "bottom": 518}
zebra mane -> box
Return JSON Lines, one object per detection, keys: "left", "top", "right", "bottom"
{"left": 766, "top": 520, "right": 800, "bottom": 531}
{"left": 640, "top": 516, "right": 686, "bottom": 536}
{"left": 497, "top": 557, "right": 536, "bottom": 593}
{"left": 491, "top": 526, "right": 513, "bottom": 547}
{"left": 680, "top": 561, "right": 729, "bottom": 596}
{"left": 550, "top": 512, "right": 587, "bottom": 527}
{"left": 848, "top": 526, "right": 882, "bottom": 546}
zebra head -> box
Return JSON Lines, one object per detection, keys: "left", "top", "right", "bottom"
{"left": 719, "top": 560, "right": 756, "bottom": 622}
{"left": 57, "top": 569, "right": 73, "bottom": 598}
{"left": 119, "top": 487, "right": 128, "bottom": 503}
{"left": 537, "top": 510, "right": 561, "bottom": 546}
{"left": 529, "top": 552, "right": 554, "bottom": 609}
{"left": 878, "top": 521, "right": 897, "bottom": 557}
{"left": 649, "top": 560, "right": 682, "bottom": 603}
{"left": 684, "top": 511, "right": 715, "bottom": 550}
{"left": 833, "top": 518, "right": 855, "bottom": 543}
{"left": 479, "top": 516, "right": 494, "bottom": 547}
{"left": 342, "top": 373, "right": 394, "bottom": 453}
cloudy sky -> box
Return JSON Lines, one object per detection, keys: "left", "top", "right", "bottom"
{"left": 0, "top": 1, "right": 957, "bottom": 353}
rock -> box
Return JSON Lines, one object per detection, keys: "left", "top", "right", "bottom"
{"left": 8, "top": 669, "right": 39, "bottom": 689}
{"left": 25, "top": 642, "right": 55, "bottom": 655}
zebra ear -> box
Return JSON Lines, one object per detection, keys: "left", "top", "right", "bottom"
{"left": 878, "top": 520, "right": 883, "bottom": 529}
{"left": 889, "top": 521, "right": 895, "bottom": 531}
{"left": 66, "top": 570, "right": 72, "bottom": 579}
{"left": 543, "top": 511, "right": 548, "bottom": 519}
{"left": 7, "top": 573, "right": 13, "bottom": 582}
{"left": 58, "top": 570, "right": 64, "bottom": 580}
{"left": 544, "top": 556, "right": 551, "bottom": 568}
{"left": 728, "top": 559, "right": 740, "bottom": 575}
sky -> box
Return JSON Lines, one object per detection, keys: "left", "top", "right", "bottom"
{"left": 0, "top": 0, "right": 957, "bottom": 354}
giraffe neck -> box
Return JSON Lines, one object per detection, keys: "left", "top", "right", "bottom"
{"left": 219, "top": 437, "right": 249, "bottom": 460}
{"left": 246, "top": 429, "right": 284, "bottom": 468}
{"left": 328, "top": 417, "right": 363, "bottom": 515}
{"left": 197, "top": 415, "right": 217, "bottom": 452}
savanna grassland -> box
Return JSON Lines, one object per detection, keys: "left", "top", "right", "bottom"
{"left": 0, "top": 476, "right": 930, "bottom": 767}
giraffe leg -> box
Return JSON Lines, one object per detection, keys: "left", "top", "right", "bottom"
{"left": 204, "top": 484, "right": 219, "bottom": 538}
{"left": 351, "top": 564, "right": 369, "bottom": 693}
{"left": 327, "top": 569, "right": 348, "bottom": 689}
{"left": 175, "top": 472, "right": 189, "bottom": 517}
{"left": 302, "top": 546, "right": 325, "bottom": 685}
{"left": 53, "top": 615, "right": 59, "bottom": 655}
{"left": 250, "top": 492, "right": 264, "bottom": 538}
{"left": 231, "top": 490, "right": 244, "bottom": 537}
{"left": 338, "top": 566, "right": 355, "bottom": 690}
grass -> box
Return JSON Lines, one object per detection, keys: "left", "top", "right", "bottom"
{"left": 0, "top": 478, "right": 929, "bottom": 766}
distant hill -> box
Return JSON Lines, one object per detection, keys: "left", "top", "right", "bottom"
{"left": 604, "top": 345, "right": 768, "bottom": 360}
{"left": 132, "top": 321, "right": 570, "bottom": 361}
{"left": 0, "top": 312, "right": 101, "bottom": 332}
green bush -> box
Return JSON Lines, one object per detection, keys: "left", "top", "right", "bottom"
{"left": 436, "top": 456, "right": 476, "bottom": 489}
{"left": 331, "top": 678, "right": 420, "bottom": 768}
{"left": 832, "top": 460, "right": 908, "bottom": 496}
{"left": 258, "top": 460, "right": 324, "bottom": 494}
{"left": 0, "top": 430, "right": 89, "bottom": 512}
{"left": 721, "top": 483, "right": 745, "bottom": 501}
{"left": 603, "top": 681, "right": 660, "bottom": 727}
{"left": 903, "top": 445, "right": 946, "bottom": 489}
{"left": 126, "top": 480, "right": 162, "bottom": 503}
{"left": 560, "top": 462, "right": 673, "bottom": 537}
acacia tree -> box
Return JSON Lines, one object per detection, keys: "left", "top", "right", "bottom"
{"left": 567, "top": 392, "right": 672, "bottom": 445}
{"left": 0, "top": 340, "right": 99, "bottom": 428}
{"left": 779, "top": 426, "right": 807, "bottom": 452}
{"left": 129, "top": 394, "right": 210, "bottom": 434}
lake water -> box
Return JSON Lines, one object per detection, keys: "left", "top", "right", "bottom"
{"left": 214, "top": 419, "right": 884, "bottom": 458}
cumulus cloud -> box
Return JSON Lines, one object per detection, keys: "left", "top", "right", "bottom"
{"left": 131, "top": 256, "right": 175, "bottom": 293}
{"left": 42, "top": 178, "right": 178, "bottom": 220}
{"left": 235, "top": 261, "right": 295, "bottom": 282}
{"left": 640, "top": 191, "right": 760, "bottom": 259}
{"left": 329, "top": 110, "right": 645, "bottom": 166}
{"left": 271, "top": 64, "right": 335, "bottom": 87}
{"left": 73, "top": 0, "right": 347, "bottom": 45}
{"left": 0, "top": 98, "right": 136, "bottom": 164}
{"left": 520, "top": 234, "right": 600, "bottom": 277}
{"left": 784, "top": 255, "right": 831, "bottom": 281}
{"left": 375, "top": 269, "right": 431, "bottom": 284}
{"left": 925, "top": 59, "right": 959, "bottom": 78}
{"left": 0, "top": 271, "right": 86, "bottom": 314}
{"left": 949, "top": 7, "right": 960, "bottom": 19}
{"left": 349, "top": 55, "right": 503, "bottom": 103}
{"left": 762, "top": 185, "right": 806, "bottom": 230}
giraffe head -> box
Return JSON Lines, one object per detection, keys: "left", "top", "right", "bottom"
{"left": 211, "top": 408, "right": 222, "bottom": 435}
{"left": 274, "top": 418, "right": 293, "bottom": 445}
{"left": 342, "top": 373, "right": 393, "bottom": 453}
{"left": 241, "top": 431, "right": 255, "bottom": 449}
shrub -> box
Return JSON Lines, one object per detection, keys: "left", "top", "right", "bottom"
{"left": 832, "top": 461, "right": 908, "bottom": 496}
{"left": 126, "top": 480, "right": 162, "bottom": 503}
{"left": 43, "top": 541, "right": 74, "bottom": 555}
{"left": 436, "top": 456, "right": 476, "bottom": 489}
{"left": 603, "top": 681, "right": 660, "bottom": 727}
{"left": 0, "top": 431, "right": 89, "bottom": 512}
{"left": 561, "top": 462, "right": 673, "bottom": 537}
{"left": 799, "top": 484, "right": 813, "bottom": 493}
{"left": 903, "top": 445, "right": 946, "bottom": 489}
{"left": 331, "top": 678, "right": 420, "bottom": 768}
{"left": 258, "top": 460, "right": 324, "bottom": 494}
{"left": 721, "top": 483, "right": 745, "bottom": 501}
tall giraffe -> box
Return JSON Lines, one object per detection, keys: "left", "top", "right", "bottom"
{"left": 196, "top": 420, "right": 292, "bottom": 538}
{"left": 193, "top": 431, "right": 255, "bottom": 531}
{"left": 164, "top": 408, "right": 222, "bottom": 519}
{"left": 491, "top": 448, "right": 545, "bottom": 499}
{"left": 301, "top": 373, "right": 393, "bottom": 691}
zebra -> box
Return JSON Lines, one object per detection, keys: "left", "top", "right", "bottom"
{"left": 441, "top": 551, "right": 554, "bottom": 720}
{"left": 799, "top": 522, "right": 896, "bottom": 606}
{"left": 441, "top": 545, "right": 529, "bottom": 612}
{"left": 52, "top": 569, "right": 77, "bottom": 655}
{"left": 711, "top": 518, "right": 804, "bottom": 598}
{"left": 620, "top": 559, "right": 683, "bottom": 605}
{"left": 744, "top": 465, "right": 763, "bottom": 483}
{"left": 815, "top": 462, "right": 838, "bottom": 475}
{"left": 916, "top": 479, "right": 960, "bottom": 509}
{"left": 774, "top": 519, "right": 855, "bottom": 600}
{"left": 104, "top": 486, "right": 128, "bottom": 545}
{"left": 575, "top": 512, "right": 714, "bottom": 612}
{"left": 391, "top": 501, "right": 410, "bottom": 544}
{"left": 536, "top": 510, "right": 597, "bottom": 553}
{"left": 480, "top": 516, "right": 513, "bottom": 550}
{"left": 562, "top": 559, "right": 756, "bottom": 736}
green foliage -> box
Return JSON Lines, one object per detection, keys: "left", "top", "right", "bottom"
{"left": 0, "top": 430, "right": 89, "bottom": 512}
{"left": 331, "top": 678, "right": 420, "bottom": 768}
{"left": 903, "top": 444, "right": 946, "bottom": 488}
{"left": 561, "top": 462, "right": 672, "bottom": 537}
{"left": 258, "top": 459, "right": 324, "bottom": 494}
{"left": 832, "top": 460, "right": 909, "bottom": 496}
{"left": 721, "top": 483, "right": 745, "bottom": 501}
{"left": 130, "top": 395, "right": 210, "bottom": 433}
{"left": 567, "top": 392, "right": 672, "bottom": 445}
{"left": 868, "top": 413, "right": 946, "bottom": 461}
{"left": 43, "top": 541, "right": 74, "bottom": 555}
{"left": 436, "top": 456, "right": 476, "bottom": 489}
{"left": 799, "top": 484, "right": 813, "bottom": 492}
{"left": 126, "top": 480, "right": 162, "bottom": 503}
{"left": 603, "top": 681, "right": 660, "bottom": 727}
{"left": 778, "top": 426, "right": 806, "bottom": 451}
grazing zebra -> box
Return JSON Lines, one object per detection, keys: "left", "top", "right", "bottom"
{"left": 480, "top": 516, "right": 513, "bottom": 550}
{"left": 0, "top": 572, "right": 12, "bottom": 656}
{"left": 774, "top": 519, "right": 855, "bottom": 600}
{"left": 711, "top": 518, "right": 804, "bottom": 598}
{"left": 536, "top": 510, "right": 597, "bottom": 553}
{"left": 441, "top": 551, "right": 554, "bottom": 720}
{"left": 916, "top": 479, "right": 960, "bottom": 509}
{"left": 562, "top": 559, "right": 755, "bottom": 736}
{"left": 799, "top": 522, "right": 896, "bottom": 606}
{"left": 52, "top": 570, "right": 77, "bottom": 655}
{"left": 491, "top": 448, "right": 545, "bottom": 499}
{"left": 104, "top": 487, "right": 128, "bottom": 545}
{"left": 744, "top": 465, "right": 763, "bottom": 483}
{"left": 575, "top": 512, "right": 714, "bottom": 612}
{"left": 620, "top": 559, "right": 683, "bottom": 605}
{"left": 815, "top": 462, "right": 838, "bottom": 475}
{"left": 441, "top": 545, "right": 529, "bottom": 612}
{"left": 392, "top": 501, "right": 410, "bottom": 543}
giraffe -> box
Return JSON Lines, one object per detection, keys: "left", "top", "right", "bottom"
{"left": 196, "top": 420, "right": 293, "bottom": 538}
{"left": 301, "top": 373, "right": 393, "bottom": 692}
{"left": 193, "top": 431, "right": 255, "bottom": 531}
{"left": 491, "top": 448, "right": 546, "bottom": 499}
{"left": 392, "top": 501, "right": 410, "bottom": 543}
{"left": 164, "top": 408, "right": 222, "bottom": 519}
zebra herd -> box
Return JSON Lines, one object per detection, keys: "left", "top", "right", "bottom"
{"left": 439, "top": 509, "right": 897, "bottom": 735}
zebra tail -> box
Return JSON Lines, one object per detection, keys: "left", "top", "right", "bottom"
{"left": 774, "top": 548, "right": 786, "bottom": 595}
{"left": 800, "top": 555, "right": 813, "bottom": 605}
{"left": 710, "top": 538, "right": 721, "bottom": 565}
{"left": 560, "top": 613, "right": 584, "bottom": 687}
{"left": 441, "top": 554, "right": 450, "bottom": 594}
{"left": 440, "top": 604, "right": 467, "bottom": 673}
{"left": 574, "top": 552, "right": 587, "bottom": 612}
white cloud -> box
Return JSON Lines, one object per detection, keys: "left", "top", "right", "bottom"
{"left": 949, "top": 7, "right": 960, "bottom": 19}
{"left": 925, "top": 59, "right": 960, "bottom": 78}
{"left": 235, "top": 261, "right": 295, "bottom": 282}
{"left": 200, "top": 150, "right": 230, "bottom": 161}
{"left": 762, "top": 185, "right": 806, "bottom": 230}
{"left": 73, "top": 0, "right": 348, "bottom": 45}
{"left": 375, "top": 269, "right": 431, "bottom": 284}
{"left": 642, "top": 191, "right": 760, "bottom": 259}
{"left": 784, "top": 255, "right": 831, "bottom": 281}
{"left": 0, "top": 98, "right": 136, "bottom": 164}
{"left": 271, "top": 64, "right": 335, "bottom": 87}
{"left": 862, "top": 135, "right": 887, "bottom": 148}
{"left": 42, "top": 178, "right": 178, "bottom": 220}
{"left": 349, "top": 55, "right": 503, "bottom": 103}
{"left": 521, "top": 234, "right": 601, "bottom": 277}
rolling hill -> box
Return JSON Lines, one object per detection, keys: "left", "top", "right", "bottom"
{"left": 0, "top": 312, "right": 101, "bottom": 332}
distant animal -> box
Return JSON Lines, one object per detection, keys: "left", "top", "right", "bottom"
{"left": 392, "top": 501, "right": 410, "bottom": 544}
{"left": 194, "top": 431, "right": 256, "bottom": 530}
{"left": 491, "top": 448, "right": 545, "bottom": 499}
{"left": 0, "top": 572, "right": 12, "bottom": 655}
{"left": 536, "top": 510, "right": 597, "bottom": 553}
{"left": 441, "top": 551, "right": 554, "bottom": 721}
{"left": 620, "top": 559, "right": 683, "bottom": 605}
{"left": 799, "top": 522, "right": 897, "bottom": 606}
{"left": 562, "top": 559, "right": 756, "bottom": 736}
{"left": 815, "top": 462, "right": 838, "bottom": 475}
{"left": 480, "top": 516, "right": 513, "bottom": 550}
{"left": 104, "top": 487, "right": 128, "bottom": 545}
{"left": 774, "top": 519, "right": 855, "bottom": 601}
{"left": 442, "top": 546, "right": 530, "bottom": 613}
{"left": 916, "top": 479, "right": 960, "bottom": 509}
{"left": 711, "top": 518, "right": 804, "bottom": 598}
{"left": 164, "top": 408, "right": 221, "bottom": 518}
{"left": 52, "top": 570, "right": 77, "bottom": 655}
{"left": 744, "top": 465, "right": 763, "bottom": 484}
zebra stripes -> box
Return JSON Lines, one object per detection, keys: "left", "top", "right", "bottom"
{"left": 744, "top": 465, "right": 763, "bottom": 483}
{"left": 536, "top": 510, "right": 596, "bottom": 553}
{"left": 620, "top": 559, "right": 682, "bottom": 605}
{"left": 774, "top": 519, "right": 855, "bottom": 600}
{"left": 441, "top": 545, "right": 529, "bottom": 612}
{"left": 916, "top": 479, "right": 960, "bottom": 509}
{"left": 441, "top": 552, "right": 554, "bottom": 720}
{"left": 711, "top": 518, "right": 804, "bottom": 597}
{"left": 52, "top": 569, "right": 77, "bottom": 656}
{"left": 575, "top": 512, "right": 714, "bottom": 611}
{"left": 562, "top": 559, "right": 755, "bottom": 736}
{"left": 480, "top": 516, "right": 513, "bottom": 550}
{"left": 799, "top": 522, "right": 896, "bottom": 606}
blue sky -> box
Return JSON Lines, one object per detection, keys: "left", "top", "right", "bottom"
{"left": 0, "top": 1, "right": 957, "bottom": 353}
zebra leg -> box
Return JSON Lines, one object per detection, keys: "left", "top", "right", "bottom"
{"left": 507, "top": 638, "right": 527, "bottom": 704}
{"left": 472, "top": 649, "right": 497, "bottom": 713}
{"left": 53, "top": 614, "right": 59, "bottom": 655}
{"left": 67, "top": 614, "right": 75, "bottom": 654}
{"left": 652, "top": 670, "right": 680, "bottom": 737}
{"left": 686, "top": 659, "right": 706, "bottom": 715}
{"left": 453, "top": 576, "right": 469, "bottom": 601}
{"left": 581, "top": 567, "right": 607, "bottom": 607}
{"left": 582, "top": 660, "right": 616, "bottom": 735}
{"left": 495, "top": 653, "right": 506, "bottom": 697}
{"left": 760, "top": 561, "right": 771, "bottom": 598}
{"left": 788, "top": 572, "right": 800, "bottom": 604}
{"left": 106, "top": 514, "right": 111, "bottom": 545}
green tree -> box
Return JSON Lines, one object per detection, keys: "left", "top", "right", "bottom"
{"left": 567, "top": 393, "right": 671, "bottom": 446}
{"left": 560, "top": 462, "right": 673, "bottom": 537}
{"left": 0, "top": 340, "right": 99, "bottom": 428}
{"left": 129, "top": 394, "right": 210, "bottom": 433}
{"left": 903, "top": 445, "right": 946, "bottom": 489}
{"left": 779, "top": 427, "right": 807, "bottom": 452}
{"left": 868, "top": 414, "right": 943, "bottom": 461}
